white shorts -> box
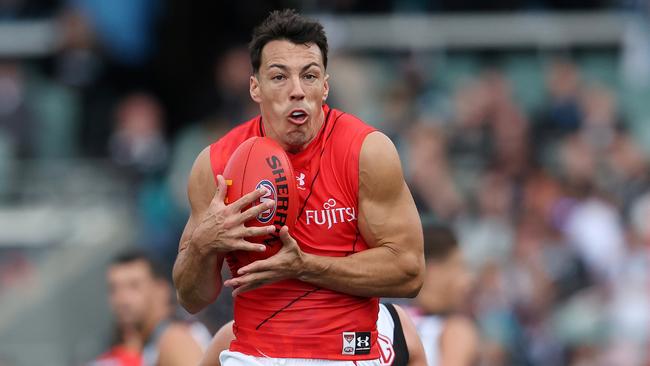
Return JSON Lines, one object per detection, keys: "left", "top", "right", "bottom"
{"left": 220, "top": 350, "right": 381, "bottom": 366}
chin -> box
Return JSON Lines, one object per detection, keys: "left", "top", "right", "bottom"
{"left": 284, "top": 132, "right": 308, "bottom": 147}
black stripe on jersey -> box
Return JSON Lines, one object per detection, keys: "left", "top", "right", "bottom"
{"left": 383, "top": 303, "right": 409, "bottom": 366}
{"left": 256, "top": 287, "right": 320, "bottom": 330}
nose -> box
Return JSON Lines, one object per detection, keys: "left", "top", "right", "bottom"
{"left": 289, "top": 76, "right": 305, "bottom": 101}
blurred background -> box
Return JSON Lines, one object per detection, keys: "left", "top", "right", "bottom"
{"left": 1, "top": 0, "right": 649, "bottom": 365}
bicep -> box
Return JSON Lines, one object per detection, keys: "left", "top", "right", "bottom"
{"left": 358, "top": 132, "right": 423, "bottom": 257}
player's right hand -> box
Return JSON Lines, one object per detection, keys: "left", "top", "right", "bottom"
{"left": 190, "top": 175, "right": 276, "bottom": 255}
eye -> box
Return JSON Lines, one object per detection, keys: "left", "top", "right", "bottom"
{"left": 304, "top": 74, "right": 316, "bottom": 80}
{"left": 272, "top": 74, "right": 285, "bottom": 81}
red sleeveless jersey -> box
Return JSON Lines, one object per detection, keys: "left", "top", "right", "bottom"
{"left": 209, "top": 105, "right": 379, "bottom": 360}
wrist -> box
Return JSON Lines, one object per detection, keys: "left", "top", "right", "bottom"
{"left": 297, "top": 252, "right": 327, "bottom": 282}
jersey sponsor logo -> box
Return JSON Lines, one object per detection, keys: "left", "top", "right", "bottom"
{"left": 305, "top": 199, "right": 356, "bottom": 229}
{"left": 255, "top": 179, "right": 276, "bottom": 223}
{"left": 342, "top": 331, "right": 372, "bottom": 355}
{"left": 377, "top": 334, "right": 395, "bottom": 365}
{"left": 355, "top": 332, "right": 371, "bottom": 355}
{"left": 296, "top": 172, "right": 306, "bottom": 190}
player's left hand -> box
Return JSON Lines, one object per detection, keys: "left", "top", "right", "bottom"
{"left": 223, "top": 226, "right": 306, "bottom": 296}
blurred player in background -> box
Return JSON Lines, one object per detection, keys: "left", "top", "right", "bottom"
{"left": 91, "top": 251, "right": 209, "bottom": 366}
{"left": 198, "top": 302, "right": 427, "bottom": 366}
{"left": 408, "top": 225, "right": 479, "bottom": 366}
{"left": 173, "top": 8, "right": 424, "bottom": 366}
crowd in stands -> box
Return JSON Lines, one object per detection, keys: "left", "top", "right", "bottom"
{"left": 1, "top": 1, "right": 649, "bottom": 365}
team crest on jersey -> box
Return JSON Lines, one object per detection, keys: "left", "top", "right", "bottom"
{"left": 255, "top": 180, "right": 276, "bottom": 223}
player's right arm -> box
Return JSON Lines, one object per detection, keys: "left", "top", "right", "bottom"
{"left": 172, "top": 147, "right": 276, "bottom": 313}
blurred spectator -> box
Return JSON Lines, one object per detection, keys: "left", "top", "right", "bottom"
{"left": 109, "top": 93, "right": 177, "bottom": 266}
{"left": 534, "top": 60, "right": 583, "bottom": 168}
{"left": 66, "top": 0, "right": 161, "bottom": 67}
{"left": 404, "top": 122, "right": 463, "bottom": 220}
{"left": 0, "top": 60, "right": 78, "bottom": 160}
{"left": 109, "top": 92, "right": 168, "bottom": 176}
{"left": 0, "top": 61, "right": 36, "bottom": 158}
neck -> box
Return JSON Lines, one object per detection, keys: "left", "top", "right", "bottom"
{"left": 121, "top": 326, "right": 142, "bottom": 351}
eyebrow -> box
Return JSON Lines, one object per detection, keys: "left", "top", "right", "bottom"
{"left": 267, "top": 62, "right": 321, "bottom": 73}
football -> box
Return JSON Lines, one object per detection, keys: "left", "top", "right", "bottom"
{"left": 222, "top": 136, "right": 299, "bottom": 277}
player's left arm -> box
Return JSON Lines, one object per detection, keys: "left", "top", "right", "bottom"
{"left": 226, "top": 131, "right": 424, "bottom": 298}
{"left": 394, "top": 305, "right": 428, "bottom": 366}
{"left": 157, "top": 324, "right": 204, "bottom": 366}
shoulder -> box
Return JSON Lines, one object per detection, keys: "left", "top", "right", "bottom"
{"left": 159, "top": 323, "right": 202, "bottom": 350}
{"left": 187, "top": 146, "right": 216, "bottom": 210}
{"left": 157, "top": 322, "right": 204, "bottom": 365}
{"left": 210, "top": 118, "right": 260, "bottom": 159}
{"left": 329, "top": 108, "right": 375, "bottom": 136}
{"left": 440, "top": 315, "right": 479, "bottom": 353}
{"left": 359, "top": 131, "right": 403, "bottom": 194}
{"left": 442, "top": 315, "right": 478, "bottom": 339}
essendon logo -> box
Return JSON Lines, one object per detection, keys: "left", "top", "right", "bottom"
{"left": 344, "top": 335, "right": 354, "bottom": 343}
{"left": 255, "top": 180, "right": 276, "bottom": 223}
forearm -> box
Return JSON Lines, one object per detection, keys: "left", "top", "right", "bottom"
{"left": 298, "top": 245, "right": 423, "bottom": 298}
{"left": 172, "top": 242, "right": 222, "bottom": 314}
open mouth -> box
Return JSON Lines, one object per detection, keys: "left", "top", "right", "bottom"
{"left": 288, "top": 109, "right": 308, "bottom": 125}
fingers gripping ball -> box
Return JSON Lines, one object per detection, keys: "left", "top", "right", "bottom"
{"left": 222, "top": 137, "right": 299, "bottom": 277}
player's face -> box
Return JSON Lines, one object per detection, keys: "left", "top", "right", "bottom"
{"left": 444, "top": 249, "right": 474, "bottom": 309}
{"left": 418, "top": 248, "right": 474, "bottom": 312}
{"left": 250, "top": 40, "right": 329, "bottom": 153}
{"left": 107, "top": 261, "right": 157, "bottom": 329}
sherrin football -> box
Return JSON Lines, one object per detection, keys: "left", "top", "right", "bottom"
{"left": 222, "top": 136, "right": 299, "bottom": 277}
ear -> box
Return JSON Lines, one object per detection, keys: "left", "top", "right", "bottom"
{"left": 322, "top": 73, "right": 330, "bottom": 103}
{"left": 250, "top": 74, "right": 262, "bottom": 103}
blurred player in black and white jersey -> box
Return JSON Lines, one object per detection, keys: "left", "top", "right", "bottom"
{"left": 407, "top": 225, "right": 479, "bottom": 366}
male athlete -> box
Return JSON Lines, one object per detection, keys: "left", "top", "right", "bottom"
{"left": 198, "top": 303, "right": 427, "bottom": 366}
{"left": 172, "top": 9, "right": 424, "bottom": 366}
{"left": 96, "top": 251, "right": 208, "bottom": 366}
{"left": 408, "top": 225, "right": 479, "bottom": 366}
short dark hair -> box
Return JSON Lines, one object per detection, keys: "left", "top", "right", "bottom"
{"left": 249, "top": 9, "right": 328, "bottom": 73}
{"left": 422, "top": 224, "right": 459, "bottom": 261}
{"left": 110, "top": 249, "right": 166, "bottom": 280}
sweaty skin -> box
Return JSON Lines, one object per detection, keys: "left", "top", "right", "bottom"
{"left": 173, "top": 39, "right": 423, "bottom": 313}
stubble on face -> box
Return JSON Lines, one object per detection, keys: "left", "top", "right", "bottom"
{"left": 252, "top": 40, "right": 328, "bottom": 153}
